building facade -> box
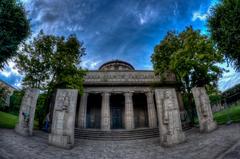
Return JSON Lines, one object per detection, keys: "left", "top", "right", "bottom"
{"left": 76, "top": 60, "right": 182, "bottom": 130}
{"left": 0, "top": 79, "right": 17, "bottom": 107}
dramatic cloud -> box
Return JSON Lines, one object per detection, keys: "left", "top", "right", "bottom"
{"left": 25, "top": 0, "right": 211, "bottom": 69}
{"left": 2, "top": 0, "right": 239, "bottom": 91}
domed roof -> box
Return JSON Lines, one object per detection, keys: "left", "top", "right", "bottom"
{"left": 99, "top": 60, "right": 135, "bottom": 71}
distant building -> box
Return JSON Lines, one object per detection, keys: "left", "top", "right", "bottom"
{"left": 0, "top": 79, "right": 17, "bottom": 106}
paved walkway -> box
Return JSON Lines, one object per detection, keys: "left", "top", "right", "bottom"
{"left": 0, "top": 124, "right": 240, "bottom": 159}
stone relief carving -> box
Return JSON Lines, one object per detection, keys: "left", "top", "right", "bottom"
{"left": 84, "top": 71, "right": 175, "bottom": 84}
{"left": 155, "top": 88, "right": 185, "bottom": 146}
{"left": 49, "top": 89, "right": 78, "bottom": 149}
{"left": 15, "top": 88, "right": 39, "bottom": 136}
{"left": 192, "top": 87, "right": 217, "bottom": 132}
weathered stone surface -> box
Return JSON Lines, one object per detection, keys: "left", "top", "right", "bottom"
{"left": 146, "top": 92, "right": 157, "bottom": 128}
{"left": 155, "top": 88, "right": 185, "bottom": 146}
{"left": 101, "top": 92, "right": 110, "bottom": 130}
{"left": 77, "top": 92, "right": 88, "bottom": 128}
{"left": 49, "top": 89, "right": 78, "bottom": 149}
{"left": 84, "top": 71, "right": 176, "bottom": 86}
{"left": 192, "top": 87, "right": 217, "bottom": 132}
{"left": 15, "top": 88, "right": 39, "bottom": 136}
{"left": 1, "top": 124, "right": 240, "bottom": 159}
{"left": 124, "top": 92, "right": 134, "bottom": 129}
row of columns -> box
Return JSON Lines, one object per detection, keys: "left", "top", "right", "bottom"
{"left": 78, "top": 91, "right": 158, "bottom": 130}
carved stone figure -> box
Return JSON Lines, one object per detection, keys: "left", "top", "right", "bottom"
{"left": 48, "top": 89, "right": 78, "bottom": 149}
{"left": 155, "top": 88, "right": 185, "bottom": 146}
{"left": 15, "top": 88, "right": 39, "bottom": 136}
{"left": 192, "top": 87, "right": 217, "bottom": 132}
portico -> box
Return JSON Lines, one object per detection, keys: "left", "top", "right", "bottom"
{"left": 77, "top": 88, "right": 156, "bottom": 130}
{"left": 76, "top": 60, "right": 176, "bottom": 131}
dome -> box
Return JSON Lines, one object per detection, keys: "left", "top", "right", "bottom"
{"left": 99, "top": 60, "right": 135, "bottom": 71}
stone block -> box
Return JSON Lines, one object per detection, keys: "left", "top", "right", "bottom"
{"left": 15, "top": 88, "right": 40, "bottom": 136}
{"left": 155, "top": 88, "right": 186, "bottom": 146}
{"left": 48, "top": 89, "right": 78, "bottom": 149}
{"left": 192, "top": 87, "right": 217, "bottom": 133}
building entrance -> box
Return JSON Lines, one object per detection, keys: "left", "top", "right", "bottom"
{"left": 110, "top": 94, "right": 124, "bottom": 129}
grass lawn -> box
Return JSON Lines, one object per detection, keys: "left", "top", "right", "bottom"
{"left": 214, "top": 105, "right": 240, "bottom": 125}
{"left": 0, "top": 111, "right": 19, "bottom": 129}
{"left": 0, "top": 111, "right": 38, "bottom": 129}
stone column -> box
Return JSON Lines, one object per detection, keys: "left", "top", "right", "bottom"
{"left": 77, "top": 92, "right": 88, "bottom": 128}
{"left": 155, "top": 88, "right": 185, "bottom": 146}
{"left": 146, "top": 92, "right": 157, "bottom": 128}
{"left": 49, "top": 89, "right": 78, "bottom": 149}
{"left": 15, "top": 88, "right": 40, "bottom": 136}
{"left": 101, "top": 92, "right": 111, "bottom": 130}
{"left": 192, "top": 87, "right": 217, "bottom": 132}
{"left": 124, "top": 92, "right": 134, "bottom": 129}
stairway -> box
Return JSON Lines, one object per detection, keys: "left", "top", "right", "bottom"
{"left": 74, "top": 128, "right": 159, "bottom": 140}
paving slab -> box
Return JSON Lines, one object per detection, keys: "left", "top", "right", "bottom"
{"left": 0, "top": 124, "right": 240, "bottom": 159}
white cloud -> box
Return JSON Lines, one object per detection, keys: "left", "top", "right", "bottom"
{"left": 137, "top": 7, "right": 157, "bottom": 25}
{"left": 1, "top": 70, "right": 11, "bottom": 77}
{"left": 81, "top": 57, "right": 102, "bottom": 70}
{"left": 192, "top": 11, "right": 207, "bottom": 21}
{"left": 0, "top": 61, "right": 20, "bottom": 77}
{"left": 218, "top": 63, "right": 240, "bottom": 91}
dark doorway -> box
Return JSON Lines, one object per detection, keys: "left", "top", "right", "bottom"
{"left": 110, "top": 94, "right": 124, "bottom": 129}
{"left": 133, "top": 93, "right": 148, "bottom": 128}
{"left": 86, "top": 94, "right": 101, "bottom": 129}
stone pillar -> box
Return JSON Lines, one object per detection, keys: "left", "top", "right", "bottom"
{"left": 49, "top": 89, "right": 78, "bottom": 149}
{"left": 155, "top": 88, "right": 185, "bottom": 146}
{"left": 192, "top": 87, "right": 217, "bottom": 132}
{"left": 15, "top": 88, "right": 39, "bottom": 136}
{"left": 101, "top": 92, "right": 111, "bottom": 130}
{"left": 77, "top": 92, "right": 88, "bottom": 128}
{"left": 124, "top": 92, "right": 134, "bottom": 129}
{"left": 146, "top": 92, "right": 157, "bottom": 128}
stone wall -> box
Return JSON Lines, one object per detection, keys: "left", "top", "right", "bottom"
{"left": 49, "top": 89, "right": 78, "bottom": 149}
{"left": 15, "top": 88, "right": 39, "bottom": 136}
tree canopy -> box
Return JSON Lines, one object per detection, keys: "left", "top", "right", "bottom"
{"left": 0, "top": 0, "right": 30, "bottom": 69}
{"left": 208, "top": 0, "right": 240, "bottom": 71}
{"left": 152, "top": 26, "right": 223, "bottom": 93}
{"left": 152, "top": 26, "right": 224, "bottom": 124}
{"left": 15, "top": 31, "right": 86, "bottom": 93}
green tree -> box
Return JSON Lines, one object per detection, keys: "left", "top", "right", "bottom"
{"left": 16, "top": 31, "right": 86, "bottom": 92}
{"left": 0, "top": 0, "right": 30, "bottom": 69}
{"left": 15, "top": 31, "right": 86, "bottom": 128}
{"left": 208, "top": 0, "right": 240, "bottom": 71}
{"left": 9, "top": 90, "right": 24, "bottom": 115}
{"left": 0, "top": 87, "right": 9, "bottom": 109}
{"left": 152, "top": 26, "right": 223, "bottom": 124}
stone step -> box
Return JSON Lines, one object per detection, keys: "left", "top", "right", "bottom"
{"left": 74, "top": 128, "right": 160, "bottom": 140}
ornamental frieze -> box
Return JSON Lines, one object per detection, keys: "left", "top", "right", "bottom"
{"left": 84, "top": 71, "right": 175, "bottom": 84}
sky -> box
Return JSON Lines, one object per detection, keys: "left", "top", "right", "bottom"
{"left": 1, "top": 0, "right": 239, "bottom": 91}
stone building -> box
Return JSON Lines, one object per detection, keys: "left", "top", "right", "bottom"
{"left": 0, "top": 79, "right": 17, "bottom": 107}
{"left": 76, "top": 60, "right": 184, "bottom": 132}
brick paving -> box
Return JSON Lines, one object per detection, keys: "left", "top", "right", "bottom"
{"left": 0, "top": 124, "right": 240, "bottom": 159}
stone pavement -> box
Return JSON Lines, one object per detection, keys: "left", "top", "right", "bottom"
{"left": 0, "top": 124, "right": 240, "bottom": 159}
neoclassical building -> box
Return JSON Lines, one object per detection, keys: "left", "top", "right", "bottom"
{"left": 76, "top": 60, "right": 182, "bottom": 131}
{"left": 16, "top": 60, "right": 217, "bottom": 148}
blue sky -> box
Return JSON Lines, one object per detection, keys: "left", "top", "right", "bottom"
{"left": 1, "top": 0, "right": 239, "bottom": 91}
